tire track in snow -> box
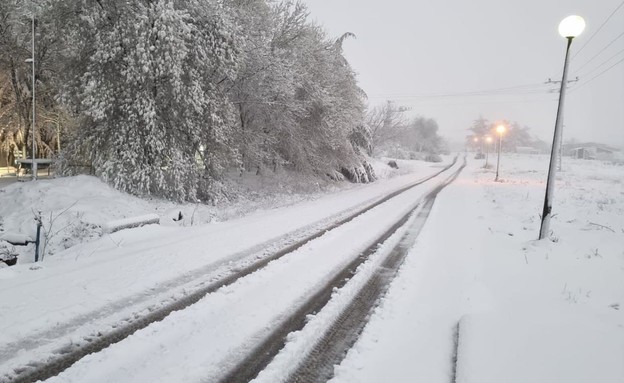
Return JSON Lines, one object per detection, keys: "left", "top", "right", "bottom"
{"left": 290, "top": 160, "right": 465, "bottom": 382}
{"left": 219, "top": 158, "right": 466, "bottom": 383}
{"left": 5, "top": 159, "right": 457, "bottom": 383}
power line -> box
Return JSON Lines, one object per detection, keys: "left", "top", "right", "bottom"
{"left": 367, "top": 95, "right": 558, "bottom": 108}
{"left": 367, "top": 82, "right": 552, "bottom": 100}
{"left": 543, "top": 77, "right": 579, "bottom": 94}
{"left": 571, "top": 57, "right": 624, "bottom": 92}
{"left": 573, "top": 31, "right": 624, "bottom": 72}
{"left": 572, "top": 0, "right": 624, "bottom": 60}
{"left": 577, "top": 47, "right": 624, "bottom": 77}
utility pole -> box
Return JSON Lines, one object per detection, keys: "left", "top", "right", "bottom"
{"left": 539, "top": 13, "right": 585, "bottom": 240}
{"left": 545, "top": 77, "right": 579, "bottom": 171}
{"left": 31, "top": 14, "right": 35, "bottom": 181}
{"left": 24, "top": 15, "right": 36, "bottom": 180}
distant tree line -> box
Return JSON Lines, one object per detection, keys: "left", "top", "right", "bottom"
{"left": 0, "top": 0, "right": 378, "bottom": 201}
{"left": 365, "top": 100, "right": 449, "bottom": 160}
{"left": 467, "top": 116, "right": 549, "bottom": 153}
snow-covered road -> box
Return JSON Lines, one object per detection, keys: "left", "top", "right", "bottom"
{"left": 42, "top": 161, "right": 464, "bottom": 383}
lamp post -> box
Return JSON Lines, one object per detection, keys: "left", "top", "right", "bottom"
{"left": 494, "top": 125, "right": 505, "bottom": 181}
{"left": 539, "top": 15, "right": 585, "bottom": 240}
{"left": 485, "top": 136, "right": 492, "bottom": 168}
{"left": 25, "top": 15, "right": 36, "bottom": 181}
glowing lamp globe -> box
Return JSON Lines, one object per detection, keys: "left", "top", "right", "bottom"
{"left": 496, "top": 125, "right": 506, "bottom": 134}
{"left": 558, "top": 15, "right": 585, "bottom": 38}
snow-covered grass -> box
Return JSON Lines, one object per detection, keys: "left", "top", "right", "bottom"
{"left": 0, "top": 158, "right": 445, "bottom": 264}
{"left": 331, "top": 154, "right": 624, "bottom": 383}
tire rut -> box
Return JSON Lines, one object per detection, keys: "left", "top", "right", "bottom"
{"left": 290, "top": 159, "right": 465, "bottom": 382}
{"left": 219, "top": 159, "right": 465, "bottom": 383}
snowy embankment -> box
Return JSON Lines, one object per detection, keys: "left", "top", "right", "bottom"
{"left": 0, "top": 156, "right": 430, "bottom": 264}
{"left": 330, "top": 154, "right": 624, "bottom": 383}
{"left": 0, "top": 156, "right": 447, "bottom": 378}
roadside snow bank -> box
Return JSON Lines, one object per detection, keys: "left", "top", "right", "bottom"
{"left": 0, "top": 176, "right": 172, "bottom": 262}
{"left": 0, "top": 159, "right": 441, "bottom": 263}
{"left": 456, "top": 309, "right": 624, "bottom": 383}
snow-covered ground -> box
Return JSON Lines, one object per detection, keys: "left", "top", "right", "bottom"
{"left": 331, "top": 154, "right": 624, "bottom": 383}
{"left": 0, "top": 157, "right": 427, "bottom": 263}
{"left": 0, "top": 156, "right": 448, "bottom": 379}
{"left": 1, "top": 154, "right": 622, "bottom": 382}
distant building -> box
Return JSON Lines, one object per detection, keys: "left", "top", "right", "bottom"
{"left": 564, "top": 142, "right": 620, "bottom": 161}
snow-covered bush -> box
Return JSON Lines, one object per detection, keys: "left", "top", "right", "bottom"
{"left": 424, "top": 153, "right": 443, "bottom": 163}
{"left": 60, "top": 0, "right": 239, "bottom": 201}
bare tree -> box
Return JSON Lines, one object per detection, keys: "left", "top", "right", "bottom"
{"left": 366, "top": 100, "right": 409, "bottom": 155}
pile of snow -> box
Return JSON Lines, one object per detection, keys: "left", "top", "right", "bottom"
{"left": 0, "top": 232, "right": 33, "bottom": 245}
{"left": 0, "top": 176, "right": 177, "bottom": 262}
{"left": 103, "top": 214, "right": 161, "bottom": 234}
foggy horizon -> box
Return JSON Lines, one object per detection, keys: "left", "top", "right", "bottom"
{"left": 303, "top": 0, "right": 624, "bottom": 149}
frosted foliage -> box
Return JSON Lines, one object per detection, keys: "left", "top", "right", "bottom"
{"left": 229, "top": 1, "right": 367, "bottom": 176}
{"left": 65, "top": 0, "right": 238, "bottom": 201}
{"left": 58, "top": 0, "right": 369, "bottom": 202}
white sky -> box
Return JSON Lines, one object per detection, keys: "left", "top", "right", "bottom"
{"left": 302, "top": 0, "right": 624, "bottom": 148}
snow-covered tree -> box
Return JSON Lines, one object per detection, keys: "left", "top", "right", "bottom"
{"left": 61, "top": 0, "right": 239, "bottom": 201}
{"left": 0, "top": 0, "right": 377, "bottom": 201}
{"left": 467, "top": 115, "right": 490, "bottom": 145}
{"left": 0, "top": 0, "right": 68, "bottom": 161}
{"left": 366, "top": 101, "right": 409, "bottom": 156}
{"left": 406, "top": 116, "right": 447, "bottom": 154}
{"left": 227, "top": 0, "right": 369, "bottom": 180}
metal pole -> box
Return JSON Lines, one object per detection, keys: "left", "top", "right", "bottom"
{"left": 485, "top": 143, "right": 489, "bottom": 168}
{"left": 539, "top": 37, "right": 573, "bottom": 240}
{"left": 495, "top": 134, "right": 502, "bottom": 181}
{"left": 34, "top": 217, "right": 41, "bottom": 262}
{"left": 558, "top": 124, "right": 564, "bottom": 171}
{"left": 31, "top": 15, "right": 37, "bottom": 181}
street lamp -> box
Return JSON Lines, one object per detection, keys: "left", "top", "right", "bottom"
{"left": 495, "top": 125, "right": 505, "bottom": 181}
{"left": 539, "top": 15, "right": 585, "bottom": 240}
{"left": 25, "top": 15, "right": 36, "bottom": 181}
{"left": 485, "top": 136, "right": 493, "bottom": 168}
